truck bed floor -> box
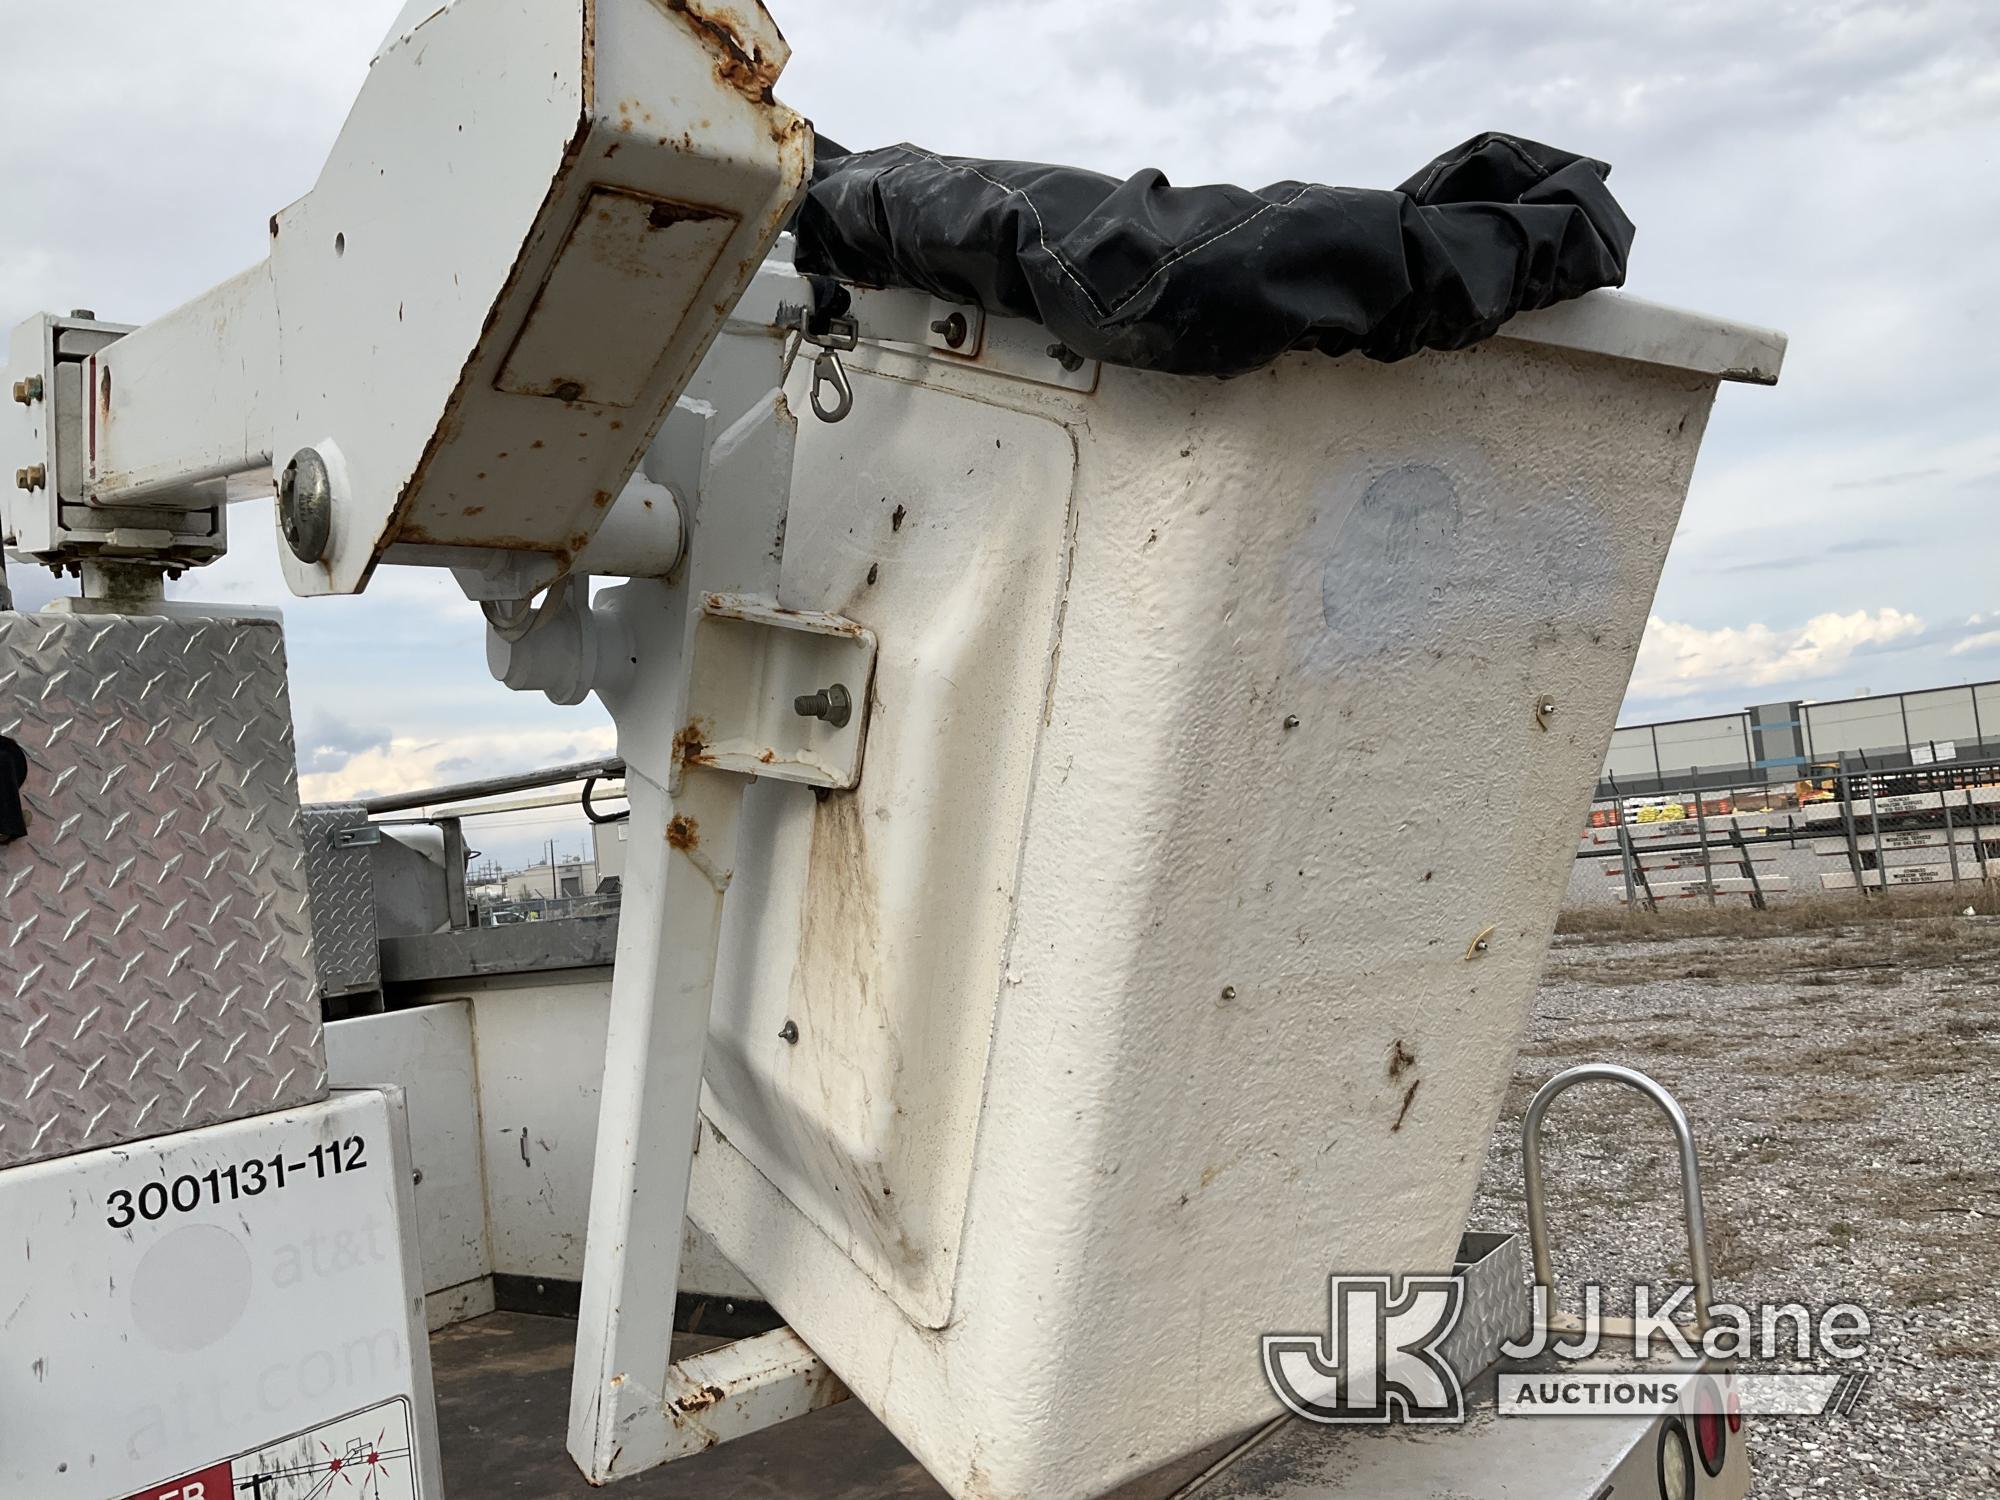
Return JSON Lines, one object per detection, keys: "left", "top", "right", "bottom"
{"left": 430, "top": 1312, "right": 947, "bottom": 1497}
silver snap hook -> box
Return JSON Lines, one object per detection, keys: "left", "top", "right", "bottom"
{"left": 810, "top": 347, "right": 853, "bottom": 424}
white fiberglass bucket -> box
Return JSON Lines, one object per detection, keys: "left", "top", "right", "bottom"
{"left": 686, "top": 290, "right": 1783, "bottom": 1500}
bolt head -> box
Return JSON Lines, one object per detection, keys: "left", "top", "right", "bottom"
{"left": 779, "top": 1019, "right": 800, "bottom": 1045}
{"left": 278, "top": 448, "right": 334, "bottom": 563}
{"left": 794, "top": 683, "right": 853, "bottom": 729}
{"left": 930, "top": 312, "right": 969, "bottom": 349}
{"left": 11, "top": 375, "right": 42, "bottom": 405}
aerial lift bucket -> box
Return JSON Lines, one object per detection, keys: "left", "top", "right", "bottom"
{"left": 665, "top": 280, "right": 1785, "bottom": 1499}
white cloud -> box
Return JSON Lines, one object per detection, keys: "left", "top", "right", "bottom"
{"left": 298, "top": 724, "right": 617, "bottom": 804}
{"left": 1630, "top": 607, "right": 1925, "bottom": 700}
{"left": 7, "top": 0, "right": 1995, "bottom": 757}
{"left": 1950, "top": 630, "right": 2000, "bottom": 657}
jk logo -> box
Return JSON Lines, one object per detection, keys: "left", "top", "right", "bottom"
{"left": 1262, "top": 1275, "right": 1466, "bottom": 1424}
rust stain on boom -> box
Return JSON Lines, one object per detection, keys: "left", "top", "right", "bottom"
{"left": 660, "top": 0, "right": 786, "bottom": 102}
{"left": 674, "top": 720, "right": 714, "bottom": 768}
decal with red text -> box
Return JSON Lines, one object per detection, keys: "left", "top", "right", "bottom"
{"left": 121, "top": 1396, "right": 419, "bottom": 1500}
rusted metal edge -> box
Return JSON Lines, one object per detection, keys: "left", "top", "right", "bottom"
{"left": 659, "top": 1325, "right": 849, "bottom": 1454}
{"left": 702, "top": 590, "right": 869, "bottom": 638}
{"left": 659, "top": 0, "right": 789, "bottom": 103}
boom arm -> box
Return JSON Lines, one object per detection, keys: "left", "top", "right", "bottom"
{"left": 2, "top": 0, "right": 808, "bottom": 598}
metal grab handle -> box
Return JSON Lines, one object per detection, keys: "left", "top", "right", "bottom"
{"left": 1522, "top": 1063, "right": 1715, "bottom": 1332}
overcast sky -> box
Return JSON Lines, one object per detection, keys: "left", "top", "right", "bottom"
{"left": 3, "top": 2, "right": 1996, "bottom": 859}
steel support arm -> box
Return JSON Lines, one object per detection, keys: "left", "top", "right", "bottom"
{"left": 2, "top": 0, "right": 808, "bottom": 595}
{"left": 567, "top": 763, "right": 748, "bottom": 1477}
{"left": 87, "top": 264, "right": 279, "bottom": 507}
{"left": 493, "top": 316, "right": 874, "bottom": 1481}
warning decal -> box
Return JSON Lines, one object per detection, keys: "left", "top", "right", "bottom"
{"left": 119, "top": 1459, "right": 232, "bottom": 1500}
{"left": 121, "top": 1397, "right": 419, "bottom": 1500}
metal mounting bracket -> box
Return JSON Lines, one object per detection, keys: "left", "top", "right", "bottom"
{"left": 680, "top": 593, "right": 876, "bottom": 790}
{"left": 561, "top": 308, "right": 870, "bottom": 1484}
{"left": 660, "top": 1326, "right": 850, "bottom": 1458}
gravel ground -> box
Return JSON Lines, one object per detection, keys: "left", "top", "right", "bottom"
{"left": 1471, "top": 909, "right": 2000, "bottom": 1496}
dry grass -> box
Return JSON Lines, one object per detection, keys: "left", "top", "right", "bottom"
{"left": 1935, "top": 1332, "right": 2000, "bottom": 1360}
{"left": 1787, "top": 1090, "right": 1879, "bottom": 1125}
{"left": 1550, "top": 907, "right": 2000, "bottom": 988}
{"left": 1555, "top": 885, "right": 2000, "bottom": 942}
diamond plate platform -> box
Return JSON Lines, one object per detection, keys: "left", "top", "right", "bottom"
{"left": 301, "top": 802, "right": 382, "bottom": 998}
{"left": 0, "top": 611, "right": 327, "bottom": 1169}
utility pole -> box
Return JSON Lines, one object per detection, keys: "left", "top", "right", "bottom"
{"left": 549, "top": 838, "right": 559, "bottom": 900}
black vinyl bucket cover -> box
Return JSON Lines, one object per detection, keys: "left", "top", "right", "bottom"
{"left": 794, "top": 132, "right": 1634, "bottom": 378}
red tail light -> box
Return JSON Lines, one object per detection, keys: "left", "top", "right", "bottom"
{"left": 1692, "top": 1378, "right": 1727, "bottom": 1476}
